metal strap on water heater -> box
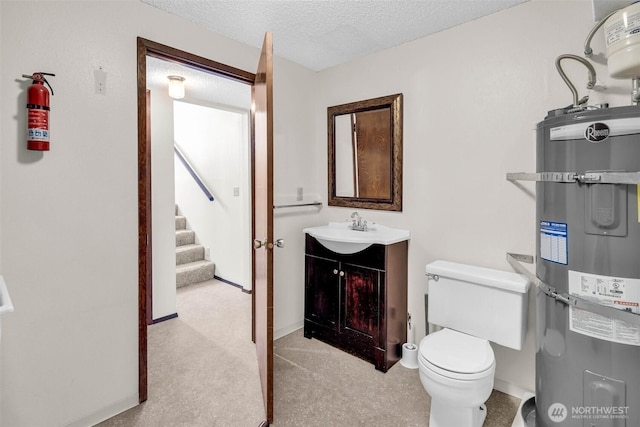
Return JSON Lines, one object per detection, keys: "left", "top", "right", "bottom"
{"left": 507, "top": 171, "right": 640, "bottom": 184}
{"left": 506, "top": 253, "right": 640, "bottom": 327}
{"left": 507, "top": 171, "right": 640, "bottom": 185}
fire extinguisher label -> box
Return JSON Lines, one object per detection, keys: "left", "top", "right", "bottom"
{"left": 27, "top": 109, "right": 49, "bottom": 142}
{"left": 28, "top": 128, "right": 49, "bottom": 141}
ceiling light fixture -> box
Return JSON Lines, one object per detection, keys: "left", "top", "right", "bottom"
{"left": 167, "top": 75, "right": 185, "bottom": 99}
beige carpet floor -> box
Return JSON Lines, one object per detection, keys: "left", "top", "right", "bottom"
{"left": 97, "top": 279, "right": 265, "bottom": 427}
{"left": 98, "top": 278, "right": 520, "bottom": 426}
{"left": 273, "top": 329, "right": 520, "bottom": 427}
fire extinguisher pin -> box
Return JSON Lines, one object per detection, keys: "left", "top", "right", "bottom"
{"left": 22, "top": 72, "right": 55, "bottom": 96}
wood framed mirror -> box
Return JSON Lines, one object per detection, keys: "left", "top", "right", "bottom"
{"left": 328, "top": 93, "right": 403, "bottom": 211}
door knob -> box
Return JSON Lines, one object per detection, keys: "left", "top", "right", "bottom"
{"left": 254, "top": 238, "right": 284, "bottom": 250}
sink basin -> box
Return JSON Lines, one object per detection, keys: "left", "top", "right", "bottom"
{"left": 303, "top": 222, "right": 410, "bottom": 254}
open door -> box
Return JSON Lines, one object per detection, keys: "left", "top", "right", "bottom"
{"left": 137, "top": 37, "right": 265, "bottom": 410}
{"left": 252, "top": 32, "right": 274, "bottom": 424}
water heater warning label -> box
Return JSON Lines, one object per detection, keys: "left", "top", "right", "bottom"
{"left": 540, "top": 221, "right": 568, "bottom": 265}
{"left": 569, "top": 270, "right": 640, "bottom": 346}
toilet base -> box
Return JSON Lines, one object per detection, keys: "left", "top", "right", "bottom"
{"left": 429, "top": 399, "right": 487, "bottom": 427}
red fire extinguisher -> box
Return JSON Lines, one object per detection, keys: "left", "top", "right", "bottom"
{"left": 22, "top": 72, "right": 55, "bottom": 151}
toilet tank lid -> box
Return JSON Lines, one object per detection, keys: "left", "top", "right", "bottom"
{"left": 425, "top": 260, "right": 530, "bottom": 293}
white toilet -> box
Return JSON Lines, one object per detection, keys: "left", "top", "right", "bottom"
{"left": 418, "top": 260, "right": 530, "bottom": 427}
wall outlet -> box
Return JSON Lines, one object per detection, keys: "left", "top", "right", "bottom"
{"left": 296, "top": 187, "right": 303, "bottom": 201}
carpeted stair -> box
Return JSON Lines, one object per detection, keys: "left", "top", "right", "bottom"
{"left": 175, "top": 205, "right": 215, "bottom": 288}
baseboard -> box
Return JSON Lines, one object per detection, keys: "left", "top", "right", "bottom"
{"left": 152, "top": 313, "right": 178, "bottom": 324}
{"left": 214, "top": 275, "right": 252, "bottom": 294}
{"left": 65, "top": 394, "right": 138, "bottom": 427}
{"left": 494, "top": 378, "right": 533, "bottom": 400}
{"left": 274, "top": 321, "right": 303, "bottom": 340}
{"left": 214, "top": 275, "right": 244, "bottom": 289}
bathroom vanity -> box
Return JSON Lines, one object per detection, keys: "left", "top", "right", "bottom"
{"left": 303, "top": 223, "right": 408, "bottom": 372}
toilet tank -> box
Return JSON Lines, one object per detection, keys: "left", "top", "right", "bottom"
{"left": 426, "top": 260, "right": 530, "bottom": 350}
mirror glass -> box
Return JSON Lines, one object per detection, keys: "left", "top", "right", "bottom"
{"left": 328, "top": 94, "right": 402, "bottom": 211}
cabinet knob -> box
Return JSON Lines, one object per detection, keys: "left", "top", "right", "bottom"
{"left": 333, "top": 269, "right": 338, "bottom": 275}
{"left": 339, "top": 271, "right": 345, "bottom": 277}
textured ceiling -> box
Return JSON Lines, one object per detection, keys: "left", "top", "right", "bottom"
{"left": 144, "top": 0, "right": 626, "bottom": 105}
{"left": 142, "top": 0, "right": 530, "bottom": 71}
{"left": 147, "top": 56, "right": 251, "bottom": 109}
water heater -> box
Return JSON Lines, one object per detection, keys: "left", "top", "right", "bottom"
{"left": 535, "top": 105, "right": 640, "bottom": 426}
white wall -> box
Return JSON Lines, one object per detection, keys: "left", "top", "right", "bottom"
{"left": 173, "top": 100, "right": 250, "bottom": 288}
{"left": 0, "top": 1, "right": 317, "bottom": 425}
{"left": 272, "top": 56, "right": 321, "bottom": 338}
{"left": 312, "top": 0, "right": 630, "bottom": 395}
{"left": 149, "top": 85, "right": 177, "bottom": 320}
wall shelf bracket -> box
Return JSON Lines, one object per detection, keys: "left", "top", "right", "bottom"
{"left": 506, "top": 252, "right": 640, "bottom": 326}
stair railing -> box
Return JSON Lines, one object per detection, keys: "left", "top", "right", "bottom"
{"left": 174, "top": 143, "right": 214, "bottom": 202}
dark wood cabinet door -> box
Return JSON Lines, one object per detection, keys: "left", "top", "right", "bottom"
{"left": 304, "top": 236, "right": 406, "bottom": 372}
{"left": 341, "top": 264, "right": 379, "bottom": 344}
{"left": 305, "top": 256, "right": 340, "bottom": 329}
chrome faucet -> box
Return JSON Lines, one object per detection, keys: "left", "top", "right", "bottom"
{"left": 350, "top": 211, "right": 368, "bottom": 231}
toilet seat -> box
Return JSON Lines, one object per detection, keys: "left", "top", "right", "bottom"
{"left": 419, "top": 328, "right": 495, "bottom": 380}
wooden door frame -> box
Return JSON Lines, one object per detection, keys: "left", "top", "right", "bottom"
{"left": 136, "top": 37, "right": 255, "bottom": 402}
